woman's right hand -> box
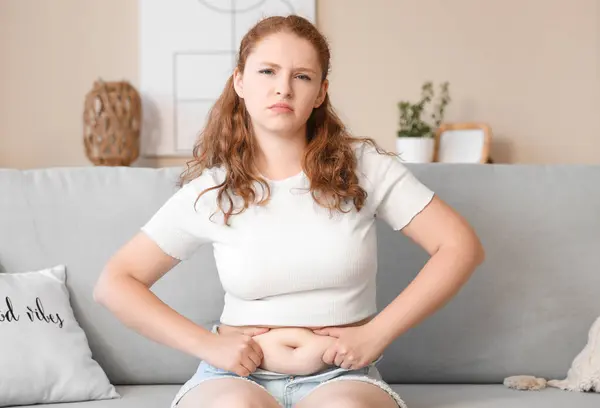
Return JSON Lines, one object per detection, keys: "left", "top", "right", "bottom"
{"left": 202, "top": 327, "right": 269, "bottom": 376}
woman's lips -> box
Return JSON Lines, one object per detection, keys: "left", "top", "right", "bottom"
{"left": 269, "top": 103, "right": 293, "bottom": 113}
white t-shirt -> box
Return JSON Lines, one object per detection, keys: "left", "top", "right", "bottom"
{"left": 141, "top": 142, "right": 435, "bottom": 326}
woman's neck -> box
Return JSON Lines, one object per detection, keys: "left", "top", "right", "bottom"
{"left": 253, "top": 128, "right": 306, "bottom": 181}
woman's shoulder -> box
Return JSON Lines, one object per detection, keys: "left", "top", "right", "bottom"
{"left": 182, "top": 166, "right": 226, "bottom": 192}
{"left": 175, "top": 166, "right": 227, "bottom": 210}
{"left": 351, "top": 139, "right": 435, "bottom": 229}
{"left": 351, "top": 140, "right": 409, "bottom": 184}
{"left": 352, "top": 138, "right": 398, "bottom": 161}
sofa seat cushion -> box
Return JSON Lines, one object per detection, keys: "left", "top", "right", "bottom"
{"left": 4, "top": 386, "right": 177, "bottom": 408}
{"left": 395, "top": 384, "right": 599, "bottom": 407}
{"left": 7, "top": 384, "right": 598, "bottom": 408}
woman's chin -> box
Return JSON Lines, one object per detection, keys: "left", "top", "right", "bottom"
{"left": 255, "top": 121, "right": 303, "bottom": 137}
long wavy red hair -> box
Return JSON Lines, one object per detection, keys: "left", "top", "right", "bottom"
{"left": 178, "top": 15, "right": 389, "bottom": 225}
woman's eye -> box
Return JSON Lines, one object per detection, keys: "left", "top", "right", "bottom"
{"left": 259, "top": 69, "right": 274, "bottom": 75}
{"left": 296, "top": 74, "right": 311, "bottom": 81}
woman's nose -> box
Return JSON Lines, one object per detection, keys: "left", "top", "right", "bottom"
{"left": 276, "top": 77, "right": 293, "bottom": 98}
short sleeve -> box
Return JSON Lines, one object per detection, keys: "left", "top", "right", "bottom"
{"left": 141, "top": 178, "right": 215, "bottom": 260}
{"left": 358, "top": 144, "right": 435, "bottom": 230}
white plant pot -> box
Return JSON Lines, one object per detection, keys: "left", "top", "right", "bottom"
{"left": 395, "top": 137, "right": 435, "bottom": 163}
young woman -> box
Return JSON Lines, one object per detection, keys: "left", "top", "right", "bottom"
{"left": 94, "top": 15, "right": 484, "bottom": 408}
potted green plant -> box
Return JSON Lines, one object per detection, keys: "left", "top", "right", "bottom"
{"left": 396, "top": 81, "right": 451, "bottom": 162}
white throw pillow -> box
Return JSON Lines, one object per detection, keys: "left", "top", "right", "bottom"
{"left": 0, "top": 265, "right": 120, "bottom": 406}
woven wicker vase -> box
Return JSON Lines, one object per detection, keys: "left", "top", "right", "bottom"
{"left": 83, "top": 79, "right": 141, "bottom": 166}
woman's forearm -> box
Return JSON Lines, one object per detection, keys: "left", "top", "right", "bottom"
{"left": 369, "top": 242, "right": 484, "bottom": 348}
{"left": 94, "top": 273, "right": 213, "bottom": 360}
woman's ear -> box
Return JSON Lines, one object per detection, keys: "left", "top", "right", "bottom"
{"left": 314, "top": 79, "right": 329, "bottom": 108}
{"left": 233, "top": 67, "right": 244, "bottom": 99}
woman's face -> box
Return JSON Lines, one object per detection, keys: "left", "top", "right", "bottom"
{"left": 234, "top": 32, "right": 328, "bottom": 138}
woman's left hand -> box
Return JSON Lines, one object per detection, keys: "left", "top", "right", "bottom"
{"left": 312, "top": 324, "right": 387, "bottom": 370}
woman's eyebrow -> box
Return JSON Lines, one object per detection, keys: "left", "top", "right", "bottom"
{"left": 259, "top": 61, "right": 317, "bottom": 74}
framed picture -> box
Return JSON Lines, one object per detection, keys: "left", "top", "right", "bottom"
{"left": 139, "top": 0, "right": 317, "bottom": 157}
{"left": 433, "top": 123, "right": 492, "bottom": 163}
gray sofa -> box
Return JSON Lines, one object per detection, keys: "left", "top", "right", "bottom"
{"left": 1, "top": 163, "right": 599, "bottom": 407}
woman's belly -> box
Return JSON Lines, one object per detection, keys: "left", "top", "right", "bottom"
{"left": 251, "top": 327, "right": 336, "bottom": 375}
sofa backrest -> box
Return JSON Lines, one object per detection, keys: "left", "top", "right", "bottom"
{"left": 1, "top": 164, "right": 599, "bottom": 385}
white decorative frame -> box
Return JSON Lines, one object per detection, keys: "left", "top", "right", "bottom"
{"left": 434, "top": 122, "right": 492, "bottom": 163}
{"left": 139, "top": 0, "right": 317, "bottom": 157}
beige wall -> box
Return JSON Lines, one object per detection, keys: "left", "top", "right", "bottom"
{"left": 1, "top": 0, "right": 599, "bottom": 169}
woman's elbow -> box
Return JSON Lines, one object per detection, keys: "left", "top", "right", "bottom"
{"left": 93, "top": 263, "right": 121, "bottom": 305}
{"left": 93, "top": 272, "right": 111, "bottom": 305}
{"left": 468, "top": 232, "right": 486, "bottom": 268}
{"left": 475, "top": 240, "right": 486, "bottom": 266}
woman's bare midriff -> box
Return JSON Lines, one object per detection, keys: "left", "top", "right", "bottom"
{"left": 217, "top": 316, "right": 373, "bottom": 375}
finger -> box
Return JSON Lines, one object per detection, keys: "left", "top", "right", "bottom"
{"left": 334, "top": 352, "right": 345, "bottom": 367}
{"left": 340, "top": 354, "right": 356, "bottom": 369}
{"left": 248, "top": 339, "right": 264, "bottom": 361}
{"left": 243, "top": 327, "right": 270, "bottom": 336}
{"left": 247, "top": 347, "right": 262, "bottom": 368}
{"left": 239, "top": 358, "right": 256, "bottom": 376}
{"left": 235, "top": 365, "right": 251, "bottom": 377}
{"left": 315, "top": 328, "right": 341, "bottom": 337}
{"left": 340, "top": 360, "right": 353, "bottom": 369}
{"left": 322, "top": 346, "right": 336, "bottom": 365}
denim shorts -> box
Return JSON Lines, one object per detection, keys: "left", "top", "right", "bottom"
{"left": 170, "top": 325, "right": 407, "bottom": 408}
